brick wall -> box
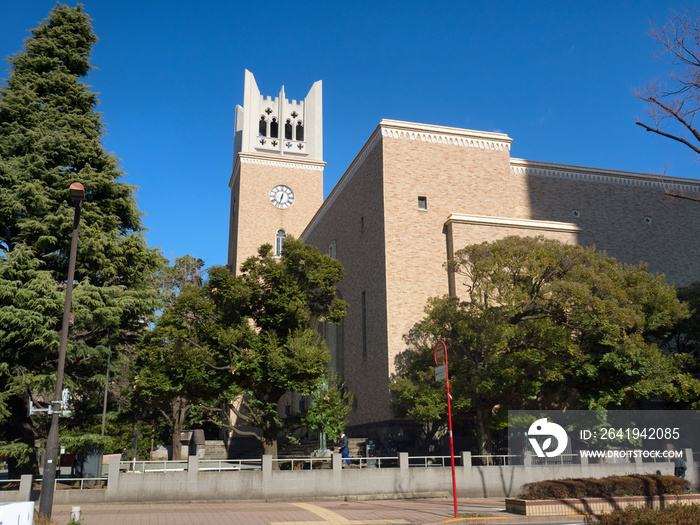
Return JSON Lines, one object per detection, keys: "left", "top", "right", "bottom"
{"left": 229, "top": 154, "right": 323, "bottom": 273}
{"left": 304, "top": 134, "right": 391, "bottom": 424}
{"left": 303, "top": 119, "right": 700, "bottom": 428}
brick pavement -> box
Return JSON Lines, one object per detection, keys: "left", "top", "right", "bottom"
{"left": 48, "top": 498, "right": 588, "bottom": 525}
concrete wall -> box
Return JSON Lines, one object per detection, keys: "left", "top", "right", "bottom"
{"left": 3, "top": 452, "right": 693, "bottom": 505}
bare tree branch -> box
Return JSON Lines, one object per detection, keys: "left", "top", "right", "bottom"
{"left": 637, "top": 8, "right": 700, "bottom": 164}
{"left": 664, "top": 189, "right": 700, "bottom": 202}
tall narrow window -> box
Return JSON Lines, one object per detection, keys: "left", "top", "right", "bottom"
{"left": 295, "top": 121, "right": 304, "bottom": 141}
{"left": 259, "top": 116, "right": 267, "bottom": 137}
{"left": 285, "top": 120, "right": 293, "bottom": 140}
{"left": 361, "top": 291, "right": 367, "bottom": 356}
{"left": 418, "top": 196, "right": 427, "bottom": 210}
{"left": 329, "top": 240, "right": 337, "bottom": 259}
{"left": 275, "top": 230, "right": 286, "bottom": 256}
{"left": 270, "top": 118, "right": 279, "bottom": 138}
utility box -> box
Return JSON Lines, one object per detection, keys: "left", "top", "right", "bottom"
{"left": 0, "top": 501, "right": 34, "bottom": 524}
{"left": 74, "top": 447, "right": 103, "bottom": 479}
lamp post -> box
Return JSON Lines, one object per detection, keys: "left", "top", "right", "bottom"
{"left": 38, "top": 182, "right": 85, "bottom": 518}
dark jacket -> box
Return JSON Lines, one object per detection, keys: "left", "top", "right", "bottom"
{"left": 338, "top": 434, "right": 348, "bottom": 452}
{"left": 675, "top": 456, "right": 687, "bottom": 478}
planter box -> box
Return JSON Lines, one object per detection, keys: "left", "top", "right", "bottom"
{"left": 506, "top": 494, "right": 700, "bottom": 516}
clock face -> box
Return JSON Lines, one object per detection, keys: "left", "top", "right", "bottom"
{"left": 269, "top": 185, "right": 294, "bottom": 209}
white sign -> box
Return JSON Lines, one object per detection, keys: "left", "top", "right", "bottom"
{"left": 434, "top": 364, "right": 446, "bottom": 381}
{"left": 0, "top": 501, "right": 35, "bottom": 525}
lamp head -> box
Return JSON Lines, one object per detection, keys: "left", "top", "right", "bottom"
{"left": 69, "top": 182, "right": 85, "bottom": 202}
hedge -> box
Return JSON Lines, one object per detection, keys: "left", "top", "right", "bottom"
{"left": 584, "top": 503, "right": 700, "bottom": 524}
{"left": 518, "top": 474, "right": 689, "bottom": 500}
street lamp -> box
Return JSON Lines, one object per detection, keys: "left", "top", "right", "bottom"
{"left": 38, "top": 182, "right": 85, "bottom": 518}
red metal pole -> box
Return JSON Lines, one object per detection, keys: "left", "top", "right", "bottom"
{"left": 435, "top": 340, "right": 458, "bottom": 518}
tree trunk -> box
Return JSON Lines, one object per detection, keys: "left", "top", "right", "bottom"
{"left": 261, "top": 438, "right": 278, "bottom": 458}
{"left": 261, "top": 417, "right": 279, "bottom": 467}
{"left": 131, "top": 419, "right": 139, "bottom": 462}
{"left": 170, "top": 396, "right": 190, "bottom": 460}
{"left": 7, "top": 394, "right": 38, "bottom": 477}
{"left": 475, "top": 406, "right": 491, "bottom": 464}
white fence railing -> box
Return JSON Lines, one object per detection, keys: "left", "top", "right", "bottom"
{"left": 408, "top": 456, "right": 461, "bottom": 468}
{"left": 471, "top": 454, "right": 520, "bottom": 466}
{"left": 350, "top": 456, "right": 397, "bottom": 468}
{"left": 272, "top": 457, "right": 332, "bottom": 470}
{"left": 198, "top": 459, "right": 261, "bottom": 471}
{"left": 122, "top": 460, "right": 188, "bottom": 473}
{"left": 54, "top": 477, "right": 107, "bottom": 490}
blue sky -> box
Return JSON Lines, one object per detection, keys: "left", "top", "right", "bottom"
{"left": 2, "top": 1, "right": 697, "bottom": 268}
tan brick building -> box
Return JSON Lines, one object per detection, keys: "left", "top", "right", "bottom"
{"left": 229, "top": 72, "right": 700, "bottom": 431}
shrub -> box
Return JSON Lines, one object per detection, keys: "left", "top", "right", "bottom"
{"left": 584, "top": 503, "right": 700, "bottom": 524}
{"left": 519, "top": 474, "right": 689, "bottom": 500}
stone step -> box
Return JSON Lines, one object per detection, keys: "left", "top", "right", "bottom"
{"left": 204, "top": 440, "right": 228, "bottom": 460}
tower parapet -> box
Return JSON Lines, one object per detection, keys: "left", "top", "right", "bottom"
{"left": 234, "top": 69, "right": 322, "bottom": 161}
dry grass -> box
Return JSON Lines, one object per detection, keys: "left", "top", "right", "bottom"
{"left": 34, "top": 512, "right": 59, "bottom": 525}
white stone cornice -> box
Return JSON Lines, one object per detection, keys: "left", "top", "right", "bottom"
{"left": 379, "top": 119, "right": 512, "bottom": 151}
{"left": 229, "top": 153, "right": 325, "bottom": 188}
{"left": 511, "top": 158, "right": 700, "bottom": 193}
{"left": 239, "top": 153, "right": 325, "bottom": 171}
{"left": 446, "top": 213, "right": 581, "bottom": 233}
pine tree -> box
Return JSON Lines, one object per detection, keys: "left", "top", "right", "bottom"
{"left": 0, "top": 4, "right": 162, "bottom": 475}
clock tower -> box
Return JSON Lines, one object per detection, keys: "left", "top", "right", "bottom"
{"left": 228, "top": 70, "right": 324, "bottom": 273}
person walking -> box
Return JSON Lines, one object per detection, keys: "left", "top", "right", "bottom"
{"left": 338, "top": 431, "right": 351, "bottom": 466}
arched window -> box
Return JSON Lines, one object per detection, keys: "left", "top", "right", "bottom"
{"left": 285, "top": 120, "right": 293, "bottom": 140}
{"left": 270, "top": 118, "right": 279, "bottom": 138}
{"left": 259, "top": 116, "right": 267, "bottom": 137}
{"left": 295, "top": 121, "right": 304, "bottom": 141}
{"left": 275, "top": 230, "right": 286, "bottom": 256}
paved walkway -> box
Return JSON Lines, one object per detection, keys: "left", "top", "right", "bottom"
{"left": 50, "top": 498, "right": 590, "bottom": 525}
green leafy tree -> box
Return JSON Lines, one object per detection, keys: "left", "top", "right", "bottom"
{"left": 303, "top": 372, "right": 352, "bottom": 446}
{"left": 668, "top": 282, "right": 700, "bottom": 358}
{"left": 133, "top": 256, "right": 223, "bottom": 460}
{"left": 0, "top": 5, "right": 161, "bottom": 475}
{"left": 198, "top": 237, "right": 347, "bottom": 457}
{"left": 391, "top": 236, "right": 699, "bottom": 455}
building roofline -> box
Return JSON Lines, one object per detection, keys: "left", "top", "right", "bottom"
{"left": 302, "top": 123, "right": 384, "bottom": 240}
{"left": 302, "top": 119, "right": 700, "bottom": 241}
{"left": 446, "top": 213, "right": 581, "bottom": 233}
{"left": 511, "top": 158, "right": 700, "bottom": 192}
{"left": 302, "top": 120, "right": 514, "bottom": 240}
{"left": 378, "top": 119, "right": 512, "bottom": 148}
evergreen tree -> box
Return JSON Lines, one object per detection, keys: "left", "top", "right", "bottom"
{"left": 0, "top": 5, "right": 162, "bottom": 475}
